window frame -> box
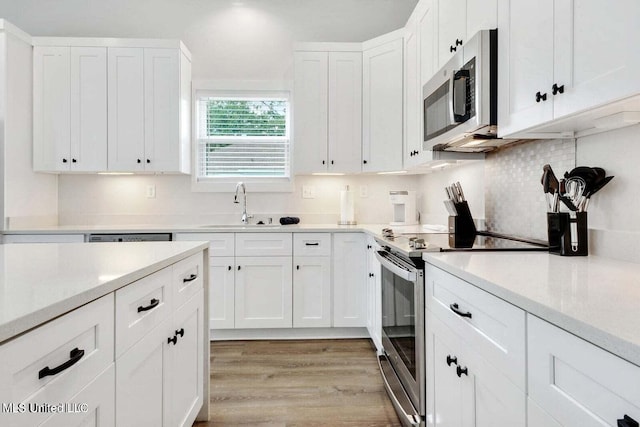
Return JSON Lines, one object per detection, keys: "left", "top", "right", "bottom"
{"left": 191, "top": 80, "right": 294, "bottom": 193}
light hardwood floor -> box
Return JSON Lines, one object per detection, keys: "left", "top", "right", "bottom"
{"left": 195, "top": 339, "right": 402, "bottom": 427}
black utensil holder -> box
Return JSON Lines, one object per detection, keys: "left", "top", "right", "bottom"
{"left": 448, "top": 201, "right": 477, "bottom": 248}
{"left": 547, "top": 212, "right": 588, "bottom": 256}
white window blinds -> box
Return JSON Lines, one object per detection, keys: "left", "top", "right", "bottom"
{"left": 196, "top": 95, "right": 290, "bottom": 178}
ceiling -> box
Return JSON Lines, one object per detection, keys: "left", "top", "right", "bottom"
{"left": 0, "top": 0, "right": 418, "bottom": 79}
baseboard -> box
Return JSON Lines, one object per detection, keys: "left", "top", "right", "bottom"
{"left": 210, "top": 327, "right": 369, "bottom": 341}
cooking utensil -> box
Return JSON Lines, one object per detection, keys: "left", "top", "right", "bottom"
{"left": 587, "top": 175, "right": 614, "bottom": 197}
{"left": 543, "top": 164, "right": 560, "bottom": 195}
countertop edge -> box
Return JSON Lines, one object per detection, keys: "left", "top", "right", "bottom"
{"left": 423, "top": 254, "right": 640, "bottom": 368}
{"left": 0, "top": 242, "right": 208, "bottom": 345}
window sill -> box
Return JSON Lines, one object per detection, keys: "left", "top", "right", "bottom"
{"left": 191, "top": 178, "right": 294, "bottom": 193}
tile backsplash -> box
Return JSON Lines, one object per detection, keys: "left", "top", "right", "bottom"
{"left": 484, "top": 139, "right": 576, "bottom": 240}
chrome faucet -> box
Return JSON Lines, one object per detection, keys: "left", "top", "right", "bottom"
{"left": 234, "top": 182, "right": 253, "bottom": 224}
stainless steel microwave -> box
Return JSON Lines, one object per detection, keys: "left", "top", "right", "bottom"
{"left": 422, "top": 29, "right": 498, "bottom": 152}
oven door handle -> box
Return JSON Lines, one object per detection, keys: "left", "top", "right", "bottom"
{"left": 375, "top": 251, "right": 417, "bottom": 282}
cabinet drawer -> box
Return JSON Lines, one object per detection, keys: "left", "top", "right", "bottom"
{"left": 528, "top": 315, "right": 640, "bottom": 427}
{"left": 236, "top": 233, "right": 292, "bottom": 257}
{"left": 115, "top": 267, "right": 172, "bottom": 357}
{"left": 0, "top": 295, "right": 114, "bottom": 427}
{"left": 425, "top": 264, "right": 526, "bottom": 390}
{"left": 39, "top": 364, "right": 115, "bottom": 427}
{"left": 174, "top": 232, "right": 234, "bottom": 257}
{"left": 294, "top": 233, "right": 331, "bottom": 256}
{"left": 172, "top": 253, "right": 204, "bottom": 308}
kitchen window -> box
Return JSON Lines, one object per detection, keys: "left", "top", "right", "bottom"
{"left": 194, "top": 89, "right": 291, "bottom": 191}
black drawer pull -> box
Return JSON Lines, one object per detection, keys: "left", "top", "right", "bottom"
{"left": 552, "top": 83, "right": 565, "bottom": 95}
{"left": 305, "top": 242, "right": 320, "bottom": 246}
{"left": 456, "top": 366, "right": 468, "bottom": 377}
{"left": 446, "top": 355, "right": 457, "bottom": 366}
{"left": 175, "top": 328, "right": 185, "bottom": 338}
{"left": 450, "top": 303, "right": 472, "bottom": 318}
{"left": 146, "top": 159, "right": 151, "bottom": 164}
{"left": 618, "top": 415, "right": 639, "bottom": 427}
{"left": 535, "top": 91, "right": 548, "bottom": 102}
{"left": 38, "top": 348, "right": 85, "bottom": 379}
{"left": 62, "top": 158, "right": 68, "bottom": 163}
{"left": 137, "top": 298, "right": 160, "bottom": 313}
{"left": 450, "top": 45, "right": 457, "bottom": 53}
{"left": 168, "top": 335, "right": 177, "bottom": 345}
{"left": 183, "top": 274, "right": 198, "bottom": 283}
{"left": 228, "top": 265, "right": 232, "bottom": 271}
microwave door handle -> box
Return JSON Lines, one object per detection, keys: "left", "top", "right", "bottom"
{"left": 448, "top": 76, "right": 456, "bottom": 126}
{"left": 375, "top": 251, "right": 417, "bottom": 282}
{"left": 452, "top": 69, "right": 470, "bottom": 122}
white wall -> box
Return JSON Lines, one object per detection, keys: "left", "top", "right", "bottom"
{"left": 58, "top": 174, "right": 420, "bottom": 225}
{"left": 1, "top": 29, "right": 58, "bottom": 229}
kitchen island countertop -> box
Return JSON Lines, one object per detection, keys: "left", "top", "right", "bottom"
{"left": 0, "top": 241, "right": 208, "bottom": 344}
{"left": 424, "top": 251, "right": 640, "bottom": 367}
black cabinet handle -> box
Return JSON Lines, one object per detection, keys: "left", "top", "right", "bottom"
{"left": 535, "top": 91, "right": 548, "bottom": 102}
{"left": 137, "top": 298, "right": 160, "bottom": 313}
{"left": 183, "top": 273, "right": 198, "bottom": 283}
{"left": 618, "top": 415, "right": 639, "bottom": 427}
{"left": 137, "top": 159, "right": 141, "bottom": 164}
{"left": 228, "top": 265, "right": 232, "bottom": 271}
{"left": 369, "top": 273, "right": 374, "bottom": 278}
{"left": 450, "top": 302, "right": 472, "bottom": 318}
{"left": 62, "top": 158, "right": 68, "bottom": 163}
{"left": 367, "top": 245, "right": 372, "bottom": 249}
{"left": 168, "top": 335, "right": 177, "bottom": 345}
{"left": 175, "top": 328, "right": 185, "bottom": 338}
{"left": 363, "top": 160, "right": 367, "bottom": 164}
{"left": 305, "top": 242, "right": 319, "bottom": 246}
{"left": 552, "top": 83, "right": 565, "bottom": 95}
{"left": 146, "top": 159, "right": 150, "bottom": 164}
{"left": 450, "top": 45, "right": 457, "bottom": 53}
{"left": 322, "top": 160, "right": 325, "bottom": 165}
{"left": 38, "top": 348, "right": 85, "bottom": 379}
{"left": 296, "top": 265, "right": 300, "bottom": 270}
{"left": 446, "top": 355, "right": 458, "bottom": 366}
{"left": 331, "top": 160, "right": 334, "bottom": 165}
{"left": 456, "top": 366, "right": 468, "bottom": 377}
{"left": 72, "top": 159, "right": 77, "bottom": 163}
{"left": 456, "top": 38, "right": 463, "bottom": 46}
{"left": 237, "top": 265, "right": 241, "bottom": 271}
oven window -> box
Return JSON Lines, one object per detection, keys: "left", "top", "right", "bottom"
{"left": 381, "top": 266, "right": 416, "bottom": 379}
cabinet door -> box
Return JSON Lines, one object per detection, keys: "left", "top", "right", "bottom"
{"left": 333, "top": 233, "right": 367, "bottom": 327}
{"left": 366, "top": 238, "right": 382, "bottom": 351}
{"left": 553, "top": 0, "right": 640, "bottom": 118}
{"left": 33, "top": 46, "right": 70, "bottom": 172}
{"left": 497, "top": 0, "right": 554, "bottom": 137}
{"left": 362, "top": 39, "right": 404, "bottom": 172}
{"left": 437, "top": 0, "right": 466, "bottom": 68}
{"left": 293, "top": 51, "right": 328, "bottom": 174}
{"left": 210, "top": 257, "right": 235, "bottom": 329}
{"left": 293, "top": 256, "right": 331, "bottom": 328}
{"left": 70, "top": 47, "right": 107, "bottom": 171}
{"left": 116, "top": 318, "right": 172, "bottom": 426}
{"left": 328, "top": 51, "right": 362, "bottom": 173}
{"left": 170, "top": 290, "right": 204, "bottom": 427}
{"left": 419, "top": 0, "right": 437, "bottom": 87}
{"left": 404, "top": 23, "right": 421, "bottom": 168}
{"left": 235, "top": 257, "right": 293, "bottom": 328}
{"left": 466, "top": 0, "right": 497, "bottom": 42}
{"left": 144, "top": 48, "right": 180, "bottom": 172}
{"left": 108, "top": 47, "right": 144, "bottom": 171}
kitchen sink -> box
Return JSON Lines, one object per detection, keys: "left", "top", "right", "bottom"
{"left": 197, "top": 224, "right": 282, "bottom": 230}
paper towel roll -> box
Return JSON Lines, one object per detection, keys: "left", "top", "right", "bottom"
{"left": 340, "top": 187, "right": 355, "bottom": 224}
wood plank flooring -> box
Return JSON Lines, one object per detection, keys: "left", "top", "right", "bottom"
{"left": 194, "top": 339, "right": 402, "bottom": 427}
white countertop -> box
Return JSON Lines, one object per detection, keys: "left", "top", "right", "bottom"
{"left": 0, "top": 241, "right": 208, "bottom": 344}
{"left": 424, "top": 252, "right": 640, "bottom": 367}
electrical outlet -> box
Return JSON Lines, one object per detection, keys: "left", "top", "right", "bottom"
{"left": 302, "top": 185, "right": 316, "bottom": 199}
{"left": 359, "top": 185, "right": 369, "bottom": 198}
{"left": 146, "top": 184, "right": 156, "bottom": 199}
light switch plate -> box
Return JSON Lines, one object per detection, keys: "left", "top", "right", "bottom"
{"left": 302, "top": 185, "right": 316, "bottom": 199}
{"left": 360, "top": 185, "right": 369, "bottom": 198}
{"left": 146, "top": 185, "right": 156, "bottom": 199}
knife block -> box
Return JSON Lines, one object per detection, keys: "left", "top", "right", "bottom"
{"left": 448, "top": 201, "right": 477, "bottom": 248}
{"left": 547, "top": 212, "right": 588, "bottom": 256}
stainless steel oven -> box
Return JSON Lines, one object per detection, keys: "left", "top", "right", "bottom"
{"left": 376, "top": 248, "right": 425, "bottom": 427}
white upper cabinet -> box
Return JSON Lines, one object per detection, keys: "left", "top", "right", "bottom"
{"left": 362, "top": 34, "right": 404, "bottom": 172}
{"left": 293, "top": 48, "right": 361, "bottom": 174}
{"left": 498, "top": 0, "right": 640, "bottom": 137}
{"left": 418, "top": 0, "right": 437, "bottom": 87}
{"left": 403, "top": 21, "right": 422, "bottom": 168}
{"left": 34, "top": 46, "right": 107, "bottom": 172}
{"left": 108, "top": 47, "right": 145, "bottom": 171}
{"left": 34, "top": 38, "right": 191, "bottom": 173}
{"left": 436, "top": 0, "right": 496, "bottom": 69}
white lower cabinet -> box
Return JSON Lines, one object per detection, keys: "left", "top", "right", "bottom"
{"left": 209, "top": 257, "right": 235, "bottom": 329}
{"left": 427, "top": 312, "right": 526, "bottom": 427}
{"left": 333, "top": 233, "right": 367, "bottom": 327}
{"left": 527, "top": 315, "right": 640, "bottom": 427}
{"left": 235, "top": 256, "right": 293, "bottom": 328}
{"left": 365, "top": 236, "right": 382, "bottom": 351}
{"left": 293, "top": 256, "right": 331, "bottom": 327}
